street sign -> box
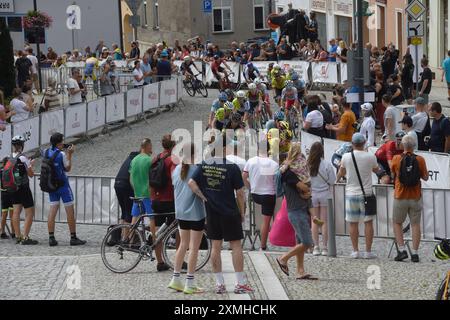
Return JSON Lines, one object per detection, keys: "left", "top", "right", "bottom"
{"left": 203, "top": 0, "right": 212, "bottom": 13}
{"left": 411, "top": 37, "right": 422, "bottom": 46}
{"left": 408, "top": 21, "right": 424, "bottom": 38}
{"left": 406, "top": 0, "right": 426, "bottom": 20}
{"left": 66, "top": 5, "right": 82, "bottom": 30}
{"left": 127, "top": 0, "right": 143, "bottom": 15}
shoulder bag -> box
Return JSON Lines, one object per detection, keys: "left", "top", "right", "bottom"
{"left": 351, "top": 151, "right": 377, "bottom": 216}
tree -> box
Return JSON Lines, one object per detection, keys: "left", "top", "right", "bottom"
{"left": 0, "top": 22, "right": 16, "bottom": 98}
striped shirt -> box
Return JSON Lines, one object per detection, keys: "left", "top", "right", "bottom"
{"left": 44, "top": 89, "right": 61, "bottom": 110}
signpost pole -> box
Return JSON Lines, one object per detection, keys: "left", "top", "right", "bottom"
{"left": 415, "top": 43, "right": 419, "bottom": 99}
{"left": 33, "top": 0, "right": 43, "bottom": 94}
{"left": 356, "top": 0, "right": 364, "bottom": 104}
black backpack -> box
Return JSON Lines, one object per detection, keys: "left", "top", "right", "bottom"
{"left": 39, "top": 149, "right": 64, "bottom": 193}
{"left": 398, "top": 154, "right": 421, "bottom": 187}
{"left": 319, "top": 104, "right": 333, "bottom": 125}
{"left": 149, "top": 153, "right": 171, "bottom": 189}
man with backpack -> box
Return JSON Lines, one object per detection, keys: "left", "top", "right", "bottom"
{"left": 150, "top": 134, "right": 178, "bottom": 272}
{"left": 391, "top": 135, "right": 428, "bottom": 263}
{"left": 43, "top": 133, "right": 86, "bottom": 246}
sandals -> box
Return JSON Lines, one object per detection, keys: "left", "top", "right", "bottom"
{"left": 276, "top": 258, "right": 289, "bottom": 276}
{"left": 296, "top": 274, "right": 319, "bottom": 281}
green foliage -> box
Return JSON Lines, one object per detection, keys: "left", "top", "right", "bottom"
{"left": 0, "top": 23, "right": 16, "bottom": 99}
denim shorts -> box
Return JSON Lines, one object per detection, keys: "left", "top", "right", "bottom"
{"left": 131, "top": 198, "right": 153, "bottom": 217}
{"left": 287, "top": 209, "right": 314, "bottom": 247}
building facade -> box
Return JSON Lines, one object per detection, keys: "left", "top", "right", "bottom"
{"left": 0, "top": 0, "right": 122, "bottom": 55}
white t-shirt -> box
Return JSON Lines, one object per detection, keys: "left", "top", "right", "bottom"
{"left": 305, "top": 110, "right": 324, "bottom": 128}
{"left": 384, "top": 106, "right": 397, "bottom": 140}
{"left": 226, "top": 155, "right": 247, "bottom": 172}
{"left": 341, "top": 150, "right": 378, "bottom": 196}
{"left": 412, "top": 111, "right": 428, "bottom": 133}
{"left": 132, "top": 68, "right": 144, "bottom": 86}
{"left": 10, "top": 98, "right": 29, "bottom": 123}
{"left": 243, "top": 156, "right": 279, "bottom": 195}
{"left": 407, "top": 130, "right": 419, "bottom": 151}
{"left": 360, "top": 117, "right": 376, "bottom": 148}
{"left": 67, "top": 78, "right": 82, "bottom": 105}
{"left": 311, "top": 159, "right": 336, "bottom": 196}
{"left": 12, "top": 152, "right": 31, "bottom": 169}
{"left": 27, "top": 55, "right": 38, "bottom": 74}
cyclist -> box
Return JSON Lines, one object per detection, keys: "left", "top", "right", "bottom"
{"left": 224, "top": 89, "right": 235, "bottom": 102}
{"left": 267, "top": 121, "right": 293, "bottom": 157}
{"left": 208, "top": 92, "right": 228, "bottom": 129}
{"left": 271, "top": 68, "right": 286, "bottom": 107}
{"left": 83, "top": 54, "right": 100, "bottom": 83}
{"left": 243, "top": 62, "right": 261, "bottom": 84}
{"left": 211, "top": 54, "right": 233, "bottom": 91}
{"left": 254, "top": 78, "right": 273, "bottom": 119}
{"left": 291, "top": 72, "right": 307, "bottom": 103}
{"left": 265, "top": 110, "right": 286, "bottom": 131}
{"left": 244, "top": 83, "right": 263, "bottom": 129}
{"left": 281, "top": 80, "right": 299, "bottom": 113}
{"left": 232, "top": 90, "right": 247, "bottom": 116}
{"left": 213, "top": 101, "right": 234, "bottom": 131}
{"left": 224, "top": 112, "right": 247, "bottom": 132}
{"left": 181, "top": 56, "right": 201, "bottom": 82}
{"left": 266, "top": 62, "right": 274, "bottom": 84}
{"left": 374, "top": 131, "right": 406, "bottom": 184}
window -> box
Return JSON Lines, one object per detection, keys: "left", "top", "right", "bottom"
{"left": 0, "top": 16, "right": 22, "bottom": 32}
{"left": 254, "top": 0, "right": 270, "bottom": 30}
{"left": 213, "top": 0, "right": 232, "bottom": 32}
{"left": 154, "top": 2, "right": 159, "bottom": 29}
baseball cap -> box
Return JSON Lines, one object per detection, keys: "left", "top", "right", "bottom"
{"left": 161, "top": 50, "right": 169, "bottom": 57}
{"left": 398, "top": 115, "right": 413, "bottom": 127}
{"left": 361, "top": 103, "right": 373, "bottom": 111}
{"left": 415, "top": 97, "right": 426, "bottom": 105}
{"left": 352, "top": 133, "right": 366, "bottom": 145}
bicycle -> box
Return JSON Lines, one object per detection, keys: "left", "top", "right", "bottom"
{"left": 183, "top": 73, "right": 208, "bottom": 98}
{"left": 285, "top": 106, "right": 302, "bottom": 140}
{"left": 221, "top": 72, "right": 242, "bottom": 92}
{"left": 435, "top": 237, "right": 450, "bottom": 300}
{"left": 101, "top": 197, "right": 211, "bottom": 274}
{"left": 258, "top": 101, "right": 270, "bottom": 129}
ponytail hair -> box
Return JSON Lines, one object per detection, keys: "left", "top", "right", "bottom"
{"left": 180, "top": 142, "right": 195, "bottom": 181}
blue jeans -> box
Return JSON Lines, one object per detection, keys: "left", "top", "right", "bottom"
{"left": 287, "top": 209, "right": 313, "bottom": 247}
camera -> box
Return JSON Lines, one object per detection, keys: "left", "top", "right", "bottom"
{"left": 63, "top": 144, "right": 73, "bottom": 149}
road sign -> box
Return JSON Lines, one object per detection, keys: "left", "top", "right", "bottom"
{"left": 408, "top": 21, "right": 424, "bottom": 38}
{"left": 203, "top": 0, "right": 212, "bottom": 13}
{"left": 411, "top": 37, "right": 422, "bottom": 46}
{"left": 406, "top": 0, "right": 426, "bottom": 20}
{"left": 127, "top": 0, "right": 143, "bottom": 15}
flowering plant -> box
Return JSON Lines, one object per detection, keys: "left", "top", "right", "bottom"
{"left": 22, "top": 10, "right": 53, "bottom": 29}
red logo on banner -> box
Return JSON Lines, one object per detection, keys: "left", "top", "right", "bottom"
{"left": 148, "top": 93, "right": 157, "bottom": 100}
{"left": 165, "top": 89, "right": 176, "bottom": 96}
{"left": 130, "top": 99, "right": 140, "bottom": 106}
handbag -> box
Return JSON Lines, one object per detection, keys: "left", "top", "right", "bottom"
{"left": 269, "top": 198, "right": 296, "bottom": 247}
{"left": 351, "top": 151, "right": 377, "bottom": 216}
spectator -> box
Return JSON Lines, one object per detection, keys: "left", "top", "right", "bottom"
{"left": 360, "top": 103, "right": 376, "bottom": 148}
{"left": 328, "top": 39, "right": 338, "bottom": 62}
{"left": 188, "top": 136, "right": 253, "bottom": 294}
{"left": 295, "top": 10, "right": 308, "bottom": 42}
{"left": 248, "top": 43, "right": 260, "bottom": 61}
{"left": 46, "top": 47, "right": 58, "bottom": 62}
{"left": 242, "top": 141, "right": 279, "bottom": 251}
{"left": 325, "top": 102, "right": 356, "bottom": 142}
{"left": 99, "top": 61, "right": 114, "bottom": 96}
{"left": 0, "top": 89, "right": 14, "bottom": 131}
{"left": 399, "top": 116, "right": 418, "bottom": 152}
{"left": 156, "top": 50, "right": 173, "bottom": 82}
{"left": 411, "top": 97, "right": 431, "bottom": 151}
{"left": 95, "top": 40, "right": 105, "bottom": 57}
{"left": 151, "top": 134, "right": 178, "bottom": 272}
{"left": 266, "top": 39, "right": 277, "bottom": 61}
{"left": 15, "top": 50, "right": 32, "bottom": 89}
{"left": 375, "top": 131, "right": 405, "bottom": 184}
{"left": 442, "top": 50, "right": 450, "bottom": 101}
{"left": 297, "top": 39, "right": 308, "bottom": 59}
{"left": 26, "top": 47, "right": 40, "bottom": 93}
{"left": 307, "top": 12, "right": 319, "bottom": 43}
{"left": 277, "top": 38, "right": 291, "bottom": 61}
{"left": 336, "top": 40, "right": 348, "bottom": 63}
{"left": 381, "top": 49, "right": 395, "bottom": 81}
{"left": 132, "top": 60, "right": 144, "bottom": 88}
{"left": 418, "top": 57, "right": 432, "bottom": 103}
{"left": 428, "top": 102, "right": 450, "bottom": 153}
{"left": 401, "top": 54, "right": 414, "bottom": 103}
{"left": 308, "top": 142, "right": 336, "bottom": 256}
{"left": 141, "top": 54, "right": 153, "bottom": 85}
{"left": 45, "top": 133, "right": 86, "bottom": 247}
{"left": 314, "top": 44, "right": 328, "bottom": 62}
{"left": 336, "top": 133, "right": 379, "bottom": 259}
{"left": 43, "top": 78, "right": 61, "bottom": 111}
{"left": 10, "top": 88, "right": 32, "bottom": 123}
{"left": 253, "top": 43, "right": 268, "bottom": 61}
{"left": 276, "top": 142, "right": 318, "bottom": 280}
{"left": 68, "top": 49, "right": 82, "bottom": 62}
{"left": 303, "top": 95, "right": 324, "bottom": 137}
{"left": 391, "top": 135, "right": 428, "bottom": 263}
{"left": 387, "top": 74, "right": 404, "bottom": 106}
{"left": 68, "top": 68, "right": 85, "bottom": 105}
{"left": 83, "top": 46, "right": 92, "bottom": 59}
{"left": 383, "top": 94, "right": 397, "bottom": 142}
{"left": 129, "top": 41, "right": 141, "bottom": 60}
{"left": 304, "top": 42, "right": 316, "bottom": 62}
{"left": 112, "top": 43, "right": 123, "bottom": 60}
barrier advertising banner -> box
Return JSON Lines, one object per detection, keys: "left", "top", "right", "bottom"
{"left": 160, "top": 79, "right": 178, "bottom": 106}
{"left": 126, "top": 88, "right": 143, "bottom": 117}
{"left": 416, "top": 151, "right": 450, "bottom": 189}
{"left": 340, "top": 63, "right": 348, "bottom": 83}
{"left": 0, "top": 124, "right": 12, "bottom": 160}
{"left": 105, "top": 93, "right": 125, "bottom": 124}
{"left": 252, "top": 61, "right": 272, "bottom": 79}
{"left": 301, "top": 131, "right": 322, "bottom": 157}
{"left": 143, "top": 83, "right": 159, "bottom": 111}
{"left": 65, "top": 103, "right": 87, "bottom": 138}
{"left": 12, "top": 116, "right": 40, "bottom": 153}
{"left": 312, "top": 62, "right": 338, "bottom": 84}
{"left": 280, "top": 60, "right": 310, "bottom": 83}
{"left": 40, "top": 109, "right": 65, "bottom": 145}
{"left": 87, "top": 98, "right": 106, "bottom": 131}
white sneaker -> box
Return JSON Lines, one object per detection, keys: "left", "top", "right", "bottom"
{"left": 362, "top": 251, "right": 377, "bottom": 259}
{"left": 312, "top": 246, "right": 321, "bottom": 256}
{"left": 350, "top": 251, "right": 360, "bottom": 259}
{"left": 321, "top": 249, "right": 328, "bottom": 256}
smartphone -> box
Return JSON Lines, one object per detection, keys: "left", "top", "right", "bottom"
{"left": 63, "top": 144, "right": 73, "bottom": 149}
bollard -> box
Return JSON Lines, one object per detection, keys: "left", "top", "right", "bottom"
{"left": 327, "top": 198, "right": 337, "bottom": 257}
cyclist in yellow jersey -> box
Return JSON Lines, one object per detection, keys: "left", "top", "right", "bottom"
{"left": 212, "top": 101, "right": 233, "bottom": 131}
{"left": 84, "top": 54, "right": 100, "bottom": 82}
{"left": 233, "top": 90, "right": 247, "bottom": 116}
{"left": 267, "top": 121, "right": 293, "bottom": 157}
{"left": 271, "top": 69, "right": 286, "bottom": 107}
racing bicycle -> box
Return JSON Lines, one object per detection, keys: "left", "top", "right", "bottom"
{"left": 221, "top": 72, "right": 242, "bottom": 92}
{"left": 183, "top": 73, "right": 208, "bottom": 98}
{"left": 435, "top": 237, "right": 450, "bottom": 300}
{"left": 101, "top": 197, "right": 211, "bottom": 274}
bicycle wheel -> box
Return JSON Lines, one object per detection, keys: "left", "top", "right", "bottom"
{"left": 231, "top": 82, "right": 242, "bottom": 92}
{"left": 184, "top": 80, "right": 195, "bottom": 97}
{"left": 101, "top": 224, "right": 144, "bottom": 274}
{"left": 197, "top": 81, "right": 208, "bottom": 98}
{"left": 436, "top": 277, "right": 450, "bottom": 300}
{"left": 162, "top": 225, "right": 211, "bottom": 272}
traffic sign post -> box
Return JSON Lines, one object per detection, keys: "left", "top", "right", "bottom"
{"left": 406, "top": 0, "right": 426, "bottom": 20}
{"left": 203, "top": 0, "right": 212, "bottom": 13}
{"left": 408, "top": 21, "right": 424, "bottom": 38}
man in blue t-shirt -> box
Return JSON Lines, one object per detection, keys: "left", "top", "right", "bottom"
{"left": 441, "top": 50, "right": 450, "bottom": 101}
{"left": 328, "top": 39, "right": 338, "bottom": 62}
{"left": 46, "top": 133, "right": 86, "bottom": 247}
{"left": 156, "top": 50, "right": 173, "bottom": 82}
{"left": 188, "top": 136, "right": 253, "bottom": 295}
{"left": 428, "top": 102, "right": 450, "bottom": 153}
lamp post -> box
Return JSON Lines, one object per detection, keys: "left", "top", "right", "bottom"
{"left": 126, "top": 0, "right": 143, "bottom": 42}
{"left": 33, "top": 0, "right": 43, "bottom": 94}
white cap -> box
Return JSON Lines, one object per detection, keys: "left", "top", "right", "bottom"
{"left": 361, "top": 103, "right": 373, "bottom": 111}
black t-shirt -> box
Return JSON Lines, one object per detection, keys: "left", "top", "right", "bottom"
{"left": 388, "top": 84, "right": 403, "bottom": 105}
{"left": 429, "top": 116, "right": 450, "bottom": 153}
{"left": 192, "top": 158, "right": 244, "bottom": 216}
{"left": 281, "top": 169, "right": 309, "bottom": 212}
{"left": 419, "top": 67, "right": 433, "bottom": 94}
{"left": 130, "top": 47, "right": 140, "bottom": 59}
{"left": 115, "top": 152, "right": 139, "bottom": 188}
{"left": 401, "top": 63, "right": 414, "bottom": 86}
{"left": 15, "top": 57, "right": 32, "bottom": 78}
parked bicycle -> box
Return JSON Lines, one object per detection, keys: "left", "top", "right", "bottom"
{"left": 101, "top": 197, "right": 211, "bottom": 274}
{"left": 434, "top": 237, "right": 450, "bottom": 300}
{"left": 183, "top": 73, "right": 208, "bottom": 98}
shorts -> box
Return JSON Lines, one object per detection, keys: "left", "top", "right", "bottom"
{"left": 287, "top": 209, "right": 314, "bottom": 247}
{"left": 285, "top": 99, "right": 296, "bottom": 110}
{"left": 393, "top": 198, "right": 422, "bottom": 225}
{"left": 275, "top": 89, "right": 283, "bottom": 98}
{"left": 131, "top": 198, "right": 152, "bottom": 217}
{"left": 345, "top": 195, "right": 375, "bottom": 223}
{"left": 1, "top": 192, "right": 14, "bottom": 212}
{"left": 11, "top": 185, "right": 34, "bottom": 209}
{"left": 312, "top": 190, "right": 331, "bottom": 208}
{"left": 49, "top": 184, "right": 74, "bottom": 207}
{"left": 114, "top": 185, "right": 134, "bottom": 223}
{"left": 152, "top": 201, "right": 175, "bottom": 227}
{"left": 205, "top": 205, "right": 243, "bottom": 241}
{"left": 178, "top": 219, "right": 206, "bottom": 232}
{"left": 245, "top": 101, "right": 259, "bottom": 114}
{"left": 251, "top": 194, "right": 276, "bottom": 216}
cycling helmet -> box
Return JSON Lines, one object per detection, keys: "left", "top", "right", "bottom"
{"left": 434, "top": 239, "right": 450, "bottom": 260}
{"left": 291, "top": 73, "right": 299, "bottom": 81}
{"left": 273, "top": 64, "right": 281, "bottom": 70}
{"left": 395, "top": 131, "right": 406, "bottom": 140}
{"left": 224, "top": 89, "right": 234, "bottom": 100}
{"left": 12, "top": 135, "right": 26, "bottom": 145}
{"left": 331, "top": 142, "right": 353, "bottom": 170}
{"left": 280, "top": 129, "right": 293, "bottom": 141}
{"left": 224, "top": 101, "right": 234, "bottom": 111}
{"left": 285, "top": 80, "right": 294, "bottom": 89}
{"left": 183, "top": 55, "right": 191, "bottom": 62}
{"left": 254, "top": 78, "right": 262, "bottom": 85}
{"left": 218, "top": 92, "right": 228, "bottom": 102}
{"left": 274, "top": 111, "right": 285, "bottom": 121}
{"left": 248, "top": 83, "right": 257, "bottom": 91}
{"left": 278, "top": 121, "right": 290, "bottom": 131}
{"left": 236, "top": 90, "right": 246, "bottom": 99}
{"left": 231, "top": 112, "right": 242, "bottom": 123}
{"left": 246, "top": 62, "right": 254, "bottom": 68}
